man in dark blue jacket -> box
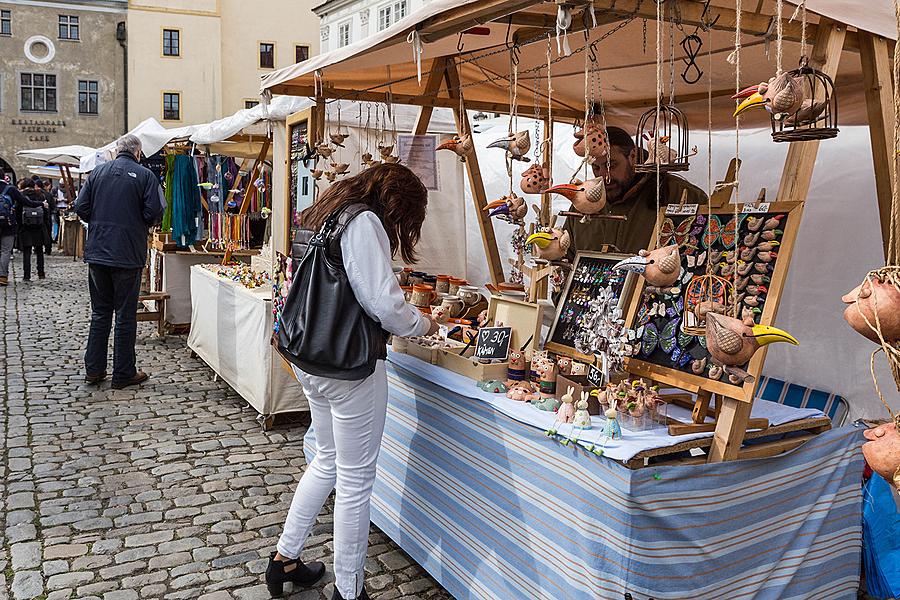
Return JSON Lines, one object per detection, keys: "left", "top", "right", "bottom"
{"left": 76, "top": 134, "right": 164, "bottom": 389}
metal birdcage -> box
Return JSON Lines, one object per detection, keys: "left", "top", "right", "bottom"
{"left": 771, "top": 64, "right": 839, "bottom": 143}
{"left": 634, "top": 103, "right": 692, "bottom": 173}
{"left": 682, "top": 273, "right": 734, "bottom": 335}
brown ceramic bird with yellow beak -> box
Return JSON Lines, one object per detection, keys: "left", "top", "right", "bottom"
{"left": 436, "top": 134, "right": 474, "bottom": 162}
{"left": 842, "top": 272, "right": 900, "bottom": 344}
{"left": 526, "top": 228, "right": 570, "bottom": 261}
{"left": 613, "top": 245, "right": 681, "bottom": 288}
{"left": 733, "top": 72, "right": 805, "bottom": 119}
{"left": 705, "top": 312, "right": 798, "bottom": 383}
{"left": 544, "top": 178, "right": 607, "bottom": 216}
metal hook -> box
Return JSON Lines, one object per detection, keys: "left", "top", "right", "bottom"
{"left": 457, "top": 32, "right": 464, "bottom": 52}
{"left": 505, "top": 15, "right": 513, "bottom": 49}
{"left": 680, "top": 33, "right": 703, "bottom": 84}
{"left": 588, "top": 40, "right": 599, "bottom": 63}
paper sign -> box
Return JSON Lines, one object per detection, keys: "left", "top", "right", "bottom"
{"left": 398, "top": 134, "right": 439, "bottom": 191}
{"left": 742, "top": 202, "right": 771, "bottom": 213}
{"left": 474, "top": 327, "right": 512, "bottom": 361}
{"left": 666, "top": 203, "right": 699, "bottom": 215}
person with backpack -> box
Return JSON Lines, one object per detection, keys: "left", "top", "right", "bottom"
{"left": 17, "top": 178, "right": 48, "bottom": 281}
{"left": 0, "top": 178, "right": 24, "bottom": 286}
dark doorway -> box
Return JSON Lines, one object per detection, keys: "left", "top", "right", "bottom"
{"left": 0, "top": 156, "right": 16, "bottom": 184}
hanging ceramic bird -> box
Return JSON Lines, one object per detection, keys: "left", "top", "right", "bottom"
{"left": 544, "top": 178, "right": 607, "bottom": 215}
{"left": 573, "top": 122, "right": 609, "bottom": 164}
{"left": 436, "top": 134, "right": 474, "bottom": 162}
{"left": 311, "top": 169, "right": 324, "bottom": 180}
{"left": 316, "top": 143, "right": 334, "bottom": 158}
{"left": 842, "top": 273, "right": 900, "bottom": 343}
{"left": 704, "top": 312, "right": 798, "bottom": 383}
{"left": 520, "top": 163, "right": 551, "bottom": 195}
{"left": 378, "top": 144, "right": 394, "bottom": 157}
{"left": 526, "top": 228, "right": 571, "bottom": 261}
{"left": 325, "top": 171, "right": 337, "bottom": 182}
{"left": 329, "top": 132, "right": 349, "bottom": 147}
{"left": 613, "top": 245, "right": 681, "bottom": 287}
{"left": 360, "top": 152, "right": 373, "bottom": 165}
{"left": 488, "top": 130, "right": 531, "bottom": 162}
{"left": 733, "top": 72, "right": 806, "bottom": 119}
{"left": 484, "top": 194, "right": 528, "bottom": 221}
{"left": 330, "top": 162, "right": 350, "bottom": 175}
{"left": 383, "top": 155, "right": 401, "bottom": 164}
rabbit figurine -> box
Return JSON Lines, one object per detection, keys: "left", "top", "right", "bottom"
{"left": 556, "top": 388, "right": 576, "bottom": 424}
{"left": 572, "top": 392, "right": 592, "bottom": 429}
{"left": 603, "top": 408, "right": 622, "bottom": 440}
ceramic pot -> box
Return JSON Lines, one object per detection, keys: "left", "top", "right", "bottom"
{"left": 423, "top": 275, "right": 437, "bottom": 288}
{"left": 398, "top": 267, "right": 412, "bottom": 286}
{"left": 436, "top": 275, "right": 451, "bottom": 294}
{"left": 440, "top": 295, "right": 465, "bottom": 318}
{"left": 458, "top": 285, "right": 483, "bottom": 306}
{"left": 408, "top": 271, "right": 426, "bottom": 286}
{"left": 449, "top": 277, "right": 467, "bottom": 295}
{"left": 410, "top": 284, "right": 437, "bottom": 308}
{"left": 400, "top": 285, "right": 413, "bottom": 301}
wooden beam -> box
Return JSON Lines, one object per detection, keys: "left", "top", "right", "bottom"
{"left": 418, "top": 0, "right": 539, "bottom": 43}
{"left": 413, "top": 57, "right": 448, "bottom": 136}
{"left": 445, "top": 59, "right": 505, "bottom": 286}
{"left": 860, "top": 32, "right": 896, "bottom": 261}
{"left": 709, "top": 158, "right": 740, "bottom": 208}
{"left": 707, "top": 396, "right": 753, "bottom": 462}
{"left": 775, "top": 19, "right": 847, "bottom": 204}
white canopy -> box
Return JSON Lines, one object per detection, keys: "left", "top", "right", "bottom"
{"left": 188, "top": 96, "right": 312, "bottom": 145}
{"left": 17, "top": 145, "right": 95, "bottom": 167}
{"left": 27, "top": 164, "right": 87, "bottom": 178}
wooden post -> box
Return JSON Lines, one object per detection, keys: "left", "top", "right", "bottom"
{"left": 222, "top": 136, "right": 271, "bottom": 264}
{"left": 709, "top": 158, "right": 740, "bottom": 208}
{"left": 775, "top": 19, "right": 847, "bottom": 204}
{"left": 444, "top": 59, "right": 505, "bottom": 285}
{"left": 859, "top": 32, "right": 896, "bottom": 261}
{"left": 413, "top": 57, "right": 448, "bottom": 136}
{"left": 707, "top": 396, "right": 753, "bottom": 462}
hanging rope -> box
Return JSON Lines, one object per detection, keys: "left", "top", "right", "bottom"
{"left": 890, "top": 0, "right": 900, "bottom": 265}
{"left": 547, "top": 34, "right": 554, "bottom": 186}
{"left": 654, "top": 0, "right": 663, "bottom": 249}
{"left": 775, "top": 0, "right": 784, "bottom": 76}
{"left": 705, "top": 25, "right": 714, "bottom": 277}
{"left": 732, "top": 0, "right": 742, "bottom": 318}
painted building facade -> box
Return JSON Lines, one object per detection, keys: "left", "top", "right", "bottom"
{"left": 315, "top": 0, "right": 428, "bottom": 53}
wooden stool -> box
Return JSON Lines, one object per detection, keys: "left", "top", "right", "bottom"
{"left": 137, "top": 292, "right": 170, "bottom": 338}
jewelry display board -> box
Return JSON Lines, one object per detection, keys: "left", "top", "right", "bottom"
{"left": 284, "top": 108, "right": 316, "bottom": 255}
{"left": 546, "top": 251, "right": 636, "bottom": 361}
{"left": 623, "top": 201, "right": 804, "bottom": 401}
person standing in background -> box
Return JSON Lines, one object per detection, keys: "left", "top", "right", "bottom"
{"left": 16, "top": 179, "right": 47, "bottom": 281}
{"left": 43, "top": 179, "right": 59, "bottom": 249}
{"left": 75, "top": 134, "right": 164, "bottom": 389}
{"left": 35, "top": 177, "right": 56, "bottom": 254}
{"left": 0, "top": 178, "right": 24, "bottom": 286}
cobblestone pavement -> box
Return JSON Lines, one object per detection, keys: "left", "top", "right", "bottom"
{"left": 0, "top": 254, "right": 453, "bottom": 600}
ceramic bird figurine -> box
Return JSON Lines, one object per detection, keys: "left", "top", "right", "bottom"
{"left": 733, "top": 72, "right": 806, "bottom": 118}
{"left": 526, "top": 228, "right": 570, "bottom": 261}
{"left": 361, "top": 152, "right": 374, "bottom": 165}
{"left": 603, "top": 408, "right": 622, "bottom": 439}
{"left": 316, "top": 143, "right": 334, "bottom": 158}
{"left": 484, "top": 194, "right": 528, "bottom": 221}
{"left": 378, "top": 144, "right": 394, "bottom": 157}
{"left": 329, "top": 132, "right": 349, "bottom": 147}
{"left": 691, "top": 357, "right": 708, "bottom": 375}
{"left": 642, "top": 132, "right": 678, "bottom": 165}
{"left": 520, "top": 163, "right": 551, "bottom": 195}
{"left": 740, "top": 247, "right": 758, "bottom": 262}
{"left": 324, "top": 171, "right": 337, "bottom": 182}
{"left": 382, "top": 155, "right": 401, "bottom": 164}
{"left": 311, "top": 169, "right": 324, "bottom": 180}
{"left": 757, "top": 251, "right": 778, "bottom": 263}
{"left": 756, "top": 241, "right": 780, "bottom": 253}
{"left": 488, "top": 130, "right": 531, "bottom": 162}
{"left": 330, "top": 162, "right": 350, "bottom": 175}
{"left": 573, "top": 122, "right": 609, "bottom": 164}
{"left": 750, "top": 274, "right": 771, "bottom": 285}
{"left": 572, "top": 393, "right": 592, "bottom": 429}
{"left": 436, "top": 134, "right": 474, "bottom": 162}
{"left": 705, "top": 312, "right": 798, "bottom": 383}
{"left": 746, "top": 284, "right": 768, "bottom": 296}
{"left": 544, "top": 178, "right": 607, "bottom": 216}
{"left": 842, "top": 272, "right": 900, "bottom": 344}
{"left": 613, "top": 245, "right": 681, "bottom": 287}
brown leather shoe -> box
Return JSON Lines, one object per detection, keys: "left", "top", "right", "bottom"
{"left": 111, "top": 371, "right": 149, "bottom": 390}
{"left": 85, "top": 372, "right": 107, "bottom": 384}
{"left": 0, "top": 276, "right": 7, "bottom": 286}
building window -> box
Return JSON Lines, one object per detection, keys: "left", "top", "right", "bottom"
{"left": 20, "top": 73, "right": 57, "bottom": 112}
{"left": 1, "top": 10, "right": 11, "bottom": 36}
{"left": 295, "top": 44, "right": 309, "bottom": 63}
{"left": 338, "top": 22, "right": 350, "bottom": 47}
{"left": 162, "top": 29, "right": 180, "bottom": 56}
{"left": 259, "top": 42, "right": 274, "bottom": 69}
{"left": 58, "top": 15, "right": 79, "bottom": 40}
{"left": 244, "top": 99, "right": 259, "bottom": 109}
{"left": 78, "top": 80, "right": 98, "bottom": 114}
{"left": 378, "top": 1, "right": 407, "bottom": 31}
{"left": 163, "top": 92, "right": 180, "bottom": 120}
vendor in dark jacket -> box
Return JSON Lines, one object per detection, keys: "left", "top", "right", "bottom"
{"left": 75, "top": 134, "right": 164, "bottom": 389}
{"left": 16, "top": 178, "right": 48, "bottom": 281}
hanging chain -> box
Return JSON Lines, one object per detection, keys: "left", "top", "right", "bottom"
{"left": 654, "top": 0, "right": 662, "bottom": 248}
{"left": 668, "top": 16, "right": 677, "bottom": 105}
{"left": 546, "top": 34, "right": 554, "bottom": 191}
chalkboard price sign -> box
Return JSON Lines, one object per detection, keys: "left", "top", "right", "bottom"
{"left": 587, "top": 363, "right": 603, "bottom": 388}
{"left": 474, "top": 327, "right": 512, "bottom": 361}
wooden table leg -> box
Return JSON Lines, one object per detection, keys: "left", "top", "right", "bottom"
{"left": 157, "top": 297, "right": 166, "bottom": 339}
{"left": 707, "top": 396, "right": 752, "bottom": 462}
{"left": 691, "top": 389, "right": 712, "bottom": 424}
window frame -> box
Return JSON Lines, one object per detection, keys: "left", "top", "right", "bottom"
{"left": 58, "top": 15, "right": 79, "bottom": 41}
{"left": 162, "top": 28, "right": 181, "bottom": 58}
{"left": 1, "top": 10, "right": 11, "bottom": 36}
{"left": 258, "top": 41, "right": 275, "bottom": 69}
{"left": 20, "top": 72, "right": 58, "bottom": 113}
{"left": 337, "top": 21, "right": 351, "bottom": 47}
{"left": 377, "top": 1, "right": 407, "bottom": 31}
{"left": 244, "top": 99, "right": 259, "bottom": 110}
{"left": 162, "top": 91, "right": 181, "bottom": 122}
{"left": 294, "top": 44, "right": 309, "bottom": 63}
{"left": 77, "top": 79, "right": 99, "bottom": 115}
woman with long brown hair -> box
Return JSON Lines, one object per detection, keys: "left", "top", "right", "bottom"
{"left": 266, "top": 163, "right": 438, "bottom": 599}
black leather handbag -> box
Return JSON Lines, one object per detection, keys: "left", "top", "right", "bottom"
{"left": 277, "top": 203, "right": 388, "bottom": 381}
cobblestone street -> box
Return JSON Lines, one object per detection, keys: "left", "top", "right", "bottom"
{"left": 0, "top": 255, "right": 451, "bottom": 600}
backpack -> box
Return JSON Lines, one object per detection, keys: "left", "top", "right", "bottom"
{"left": 22, "top": 204, "right": 44, "bottom": 227}
{"left": 0, "top": 184, "right": 14, "bottom": 228}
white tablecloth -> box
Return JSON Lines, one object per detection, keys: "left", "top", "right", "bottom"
{"left": 187, "top": 265, "right": 307, "bottom": 416}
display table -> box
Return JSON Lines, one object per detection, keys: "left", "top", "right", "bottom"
{"left": 187, "top": 265, "right": 306, "bottom": 420}
{"left": 305, "top": 356, "right": 864, "bottom": 599}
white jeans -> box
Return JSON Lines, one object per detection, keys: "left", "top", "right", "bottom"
{"left": 278, "top": 361, "right": 388, "bottom": 598}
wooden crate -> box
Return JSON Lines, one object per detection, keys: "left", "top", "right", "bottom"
{"left": 556, "top": 374, "right": 600, "bottom": 415}
{"left": 438, "top": 349, "right": 508, "bottom": 381}
{"left": 486, "top": 296, "right": 543, "bottom": 355}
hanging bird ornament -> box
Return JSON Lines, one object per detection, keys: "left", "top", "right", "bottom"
{"left": 488, "top": 130, "right": 531, "bottom": 162}
{"left": 484, "top": 194, "right": 528, "bottom": 222}
{"left": 614, "top": 245, "right": 682, "bottom": 288}
{"left": 520, "top": 163, "right": 551, "bottom": 195}
{"left": 641, "top": 132, "right": 697, "bottom": 166}
{"left": 704, "top": 312, "right": 798, "bottom": 383}
{"left": 526, "top": 227, "right": 571, "bottom": 261}
{"left": 315, "top": 143, "right": 334, "bottom": 159}
{"left": 545, "top": 178, "right": 607, "bottom": 217}
{"left": 329, "top": 132, "right": 349, "bottom": 147}
{"left": 436, "top": 134, "right": 474, "bottom": 162}
{"left": 733, "top": 72, "right": 806, "bottom": 120}
{"left": 573, "top": 121, "right": 609, "bottom": 165}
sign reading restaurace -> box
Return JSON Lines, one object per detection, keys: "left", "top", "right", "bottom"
{"left": 474, "top": 326, "right": 512, "bottom": 361}
{"left": 9, "top": 118, "right": 67, "bottom": 143}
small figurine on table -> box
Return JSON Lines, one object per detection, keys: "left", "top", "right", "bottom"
{"left": 603, "top": 408, "right": 622, "bottom": 440}
{"left": 505, "top": 349, "right": 529, "bottom": 388}
{"left": 538, "top": 358, "right": 558, "bottom": 399}
{"left": 572, "top": 392, "right": 592, "bottom": 429}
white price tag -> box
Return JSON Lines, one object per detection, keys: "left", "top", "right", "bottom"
{"left": 742, "top": 202, "right": 771, "bottom": 214}
{"left": 665, "top": 203, "right": 699, "bottom": 215}
{"left": 438, "top": 325, "right": 449, "bottom": 339}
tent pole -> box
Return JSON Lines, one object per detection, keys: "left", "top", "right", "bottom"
{"left": 413, "top": 57, "right": 448, "bottom": 135}
{"left": 775, "top": 18, "right": 847, "bottom": 204}
{"left": 860, "top": 32, "right": 896, "bottom": 261}
{"left": 444, "top": 58, "right": 504, "bottom": 285}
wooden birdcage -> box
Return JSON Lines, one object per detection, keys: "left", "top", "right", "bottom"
{"left": 682, "top": 273, "right": 734, "bottom": 335}
{"left": 634, "top": 104, "right": 691, "bottom": 173}
{"left": 771, "top": 64, "right": 839, "bottom": 143}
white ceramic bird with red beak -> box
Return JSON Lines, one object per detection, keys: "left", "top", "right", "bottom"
{"left": 613, "top": 245, "right": 681, "bottom": 287}
{"left": 544, "top": 178, "right": 607, "bottom": 215}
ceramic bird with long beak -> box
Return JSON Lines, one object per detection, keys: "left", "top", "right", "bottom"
{"left": 436, "top": 134, "right": 474, "bottom": 162}
{"left": 545, "top": 178, "right": 607, "bottom": 216}
{"left": 526, "top": 228, "right": 570, "bottom": 261}
{"left": 484, "top": 194, "right": 528, "bottom": 222}
{"left": 614, "top": 245, "right": 681, "bottom": 288}
{"left": 705, "top": 312, "right": 798, "bottom": 383}
{"left": 733, "top": 72, "right": 805, "bottom": 119}
{"left": 329, "top": 132, "right": 348, "bottom": 147}
{"left": 488, "top": 130, "right": 531, "bottom": 162}
{"left": 842, "top": 272, "right": 900, "bottom": 344}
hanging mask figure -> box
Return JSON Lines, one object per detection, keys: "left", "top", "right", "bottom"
{"left": 842, "top": 270, "right": 900, "bottom": 344}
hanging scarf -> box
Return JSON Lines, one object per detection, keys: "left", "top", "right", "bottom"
{"left": 171, "top": 154, "right": 202, "bottom": 247}
{"left": 162, "top": 154, "right": 175, "bottom": 232}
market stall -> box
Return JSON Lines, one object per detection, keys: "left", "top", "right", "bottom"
{"left": 260, "top": 0, "right": 900, "bottom": 595}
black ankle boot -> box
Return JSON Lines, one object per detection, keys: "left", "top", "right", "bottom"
{"left": 265, "top": 552, "right": 326, "bottom": 597}
{"left": 330, "top": 587, "right": 371, "bottom": 600}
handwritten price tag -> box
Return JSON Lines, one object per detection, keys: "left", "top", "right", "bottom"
{"left": 666, "top": 203, "right": 699, "bottom": 216}
{"left": 474, "top": 327, "right": 512, "bottom": 361}
{"left": 588, "top": 363, "right": 604, "bottom": 387}
{"left": 741, "top": 202, "right": 771, "bottom": 214}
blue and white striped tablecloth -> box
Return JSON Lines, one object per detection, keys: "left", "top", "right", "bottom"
{"left": 305, "top": 359, "right": 865, "bottom": 600}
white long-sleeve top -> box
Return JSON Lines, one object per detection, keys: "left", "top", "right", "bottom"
{"left": 339, "top": 211, "right": 431, "bottom": 338}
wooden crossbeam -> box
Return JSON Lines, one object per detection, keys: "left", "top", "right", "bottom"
{"left": 413, "top": 57, "right": 449, "bottom": 135}
{"left": 419, "top": 0, "right": 539, "bottom": 43}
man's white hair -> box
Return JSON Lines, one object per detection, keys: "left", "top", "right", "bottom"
{"left": 116, "top": 134, "right": 142, "bottom": 156}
